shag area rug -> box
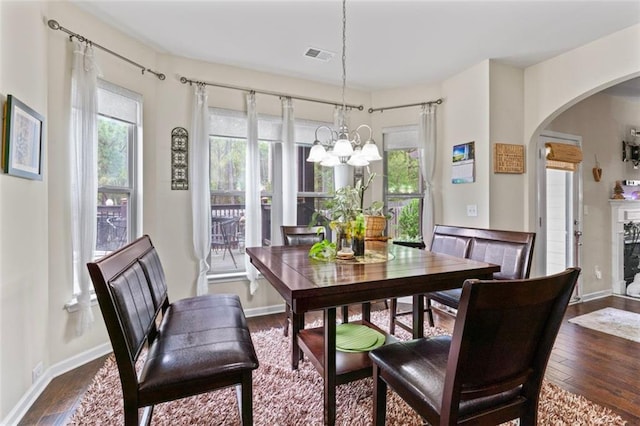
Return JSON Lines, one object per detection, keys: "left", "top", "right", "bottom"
{"left": 569, "top": 307, "right": 640, "bottom": 343}
{"left": 70, "top": 311, "right": 626, "bottom": 425}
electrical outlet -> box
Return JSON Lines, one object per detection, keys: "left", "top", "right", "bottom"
{"left": 466, "top": 204, "right": 478, "bottom": 217}
{"left": 32, "top": 362, "right": 43, "bottom": 384}
{"left": 594, "top": 265, "right": 602, "bottom": 280}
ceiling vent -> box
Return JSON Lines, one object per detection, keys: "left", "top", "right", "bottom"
{"left": 304, "top": 47, "right": 335, "bottom": 62}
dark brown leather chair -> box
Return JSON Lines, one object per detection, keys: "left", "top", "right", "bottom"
{"left": 87, "top": 235, "right": 258, "bottom": 425}
{"left": 389, "top": 225, "right": 472, "bottom": 334}
{"left": 425, "top": 226, "right": 535, "bottom": 327}
{"left": 370, "top": 267, "right": 580, "bottom": 426}
{"left": 390, "top": 226, "right": 536, "bottom": 334}
{"left": 281, "top": 225, "right": 326, "bottom": 246}
{"left": 281, "top": 225, "right": 327, "bottom": 337}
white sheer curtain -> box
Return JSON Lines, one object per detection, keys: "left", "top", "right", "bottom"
{"left": 282, "top": 97, "right": 297, "bottom": 226}
{"left": 418, "top": 104, "right": 437, "bottom": 246}
{"left": 70, "top": 41, "right": 99, "bottom": 336}
{"left": 245, "top": 93, "right": 261, "bottom": 294}
{"left": 190, "top": 84, "right": 211, "bottom": 296}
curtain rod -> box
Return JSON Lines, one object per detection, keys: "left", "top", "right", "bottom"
{"left": 179, "top": 76, "right": 364, "bottom": 111}
{"left": 47, "top": 19, "right": 166, "bottom": 81}
{"left": 368, "top": 98, "right": 443, "bottom": 114}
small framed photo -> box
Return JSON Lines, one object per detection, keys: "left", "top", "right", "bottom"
{"left": 2, "top": 95, "right": 45, "bottom": 180}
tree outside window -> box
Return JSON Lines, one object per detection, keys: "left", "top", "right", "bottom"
{"left": 385, "top": 147, "right": 424, "bottom": 241}
{"left": 208, "top": 111, "right": 334, "bottom": 275}
{"left": 94, "top": 82, "right": 139, "bottom": 259}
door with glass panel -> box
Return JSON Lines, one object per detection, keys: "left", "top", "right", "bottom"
{"left": 537, "top": 131, "right": 582, "bottom": 300}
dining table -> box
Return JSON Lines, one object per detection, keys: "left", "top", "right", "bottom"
{"left": 246, "top": 241, "right": 500, "bottom": 425}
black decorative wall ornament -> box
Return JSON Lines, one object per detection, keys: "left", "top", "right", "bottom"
{"left": 171, "top": 127, "right": 188, "bottom": 190}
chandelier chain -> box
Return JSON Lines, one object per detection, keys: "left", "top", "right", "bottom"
{"left": 305, "top": 0, "right": 382, "bottom": 168}
{"left": 341, "top": 0, "right": 347, "bottom": 120}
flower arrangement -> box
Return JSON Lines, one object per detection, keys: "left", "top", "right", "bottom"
{"left": 311, "top": 171, "right": 390, "bottom": 255}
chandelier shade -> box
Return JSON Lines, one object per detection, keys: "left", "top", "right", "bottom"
{"left": 305, "top": 0, "right": 381, "bottom": 168}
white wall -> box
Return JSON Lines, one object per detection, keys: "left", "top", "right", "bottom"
{"left": 0, "top": 0, "right": 50, "bottom": 418}
{"left": 440, "top": 60, "right": 491, "bottom": 227}
{"left": 547, "top": 93, "right": 640, "bottom": 295}
{"left": 1, "top": 1, "right": 639, "bottom": 422}
{"left": 524, "top": 24, "right": 640, "bottom": 233}
{"left": 489, "top": 61, "right": 526, "bottom": 231}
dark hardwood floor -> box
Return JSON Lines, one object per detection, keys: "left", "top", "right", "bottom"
{"left": 18, "top": 296, "right": 640, "bottom": 425}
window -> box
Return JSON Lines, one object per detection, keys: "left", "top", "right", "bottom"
{"left": 209, "top": 108, "right": 333, "bottom": 274}
{"left": 383, "top": 127, "right": 424, "bottom": 240}
{"left": 95, "top": 81, "right": 141, "bottom": 258}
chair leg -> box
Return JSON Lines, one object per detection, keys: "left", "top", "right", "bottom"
{"left": 372, "top": 364, "right": 387, "bottom": 426}
{"left": 124, "top": 400, "right": 141, "bottom": 426}
{"left": 341, "top": 305, "right": 349, "bottom": 323}
{"left": 389, "top": 298, "right": 397, "bottom": 335}
{"left": 238, "top": 372, "right": 253, "bottom": 426}
{"left": 520, "top": 401, "right": 538, "bottom": 426}
{"left": 425, "top": 296, "right": 435, "bottom": 327}
{"left": 139, "top": 406, "right": 154, "bottom": 426}
{"left": 283, "top": 303, "right": 290, "bottom": 337}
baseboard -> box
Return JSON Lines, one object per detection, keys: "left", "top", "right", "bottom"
{"left": 3, "top": 304, "right": 284, "bottom": 425}
{"left": 2, "top": 342, "right": 112, "bottom": 426}
{"left": 613, "top": 293, "right": 640, "bottom": 301}
{"left": 578, "top": 289, "right": 613, "bottom": 303}
{"left": 244, "top": 303, "right": 285, "bottom": 318}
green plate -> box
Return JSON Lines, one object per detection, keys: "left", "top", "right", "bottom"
{"left": 337, "top": 333, "right": 386, "bottom": 353}
{"left": 335, "top": 323, "right": 386, "bottom": 352}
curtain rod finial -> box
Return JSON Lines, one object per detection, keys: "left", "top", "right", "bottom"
{"left": 48, "top": 19, "right": 60, "bottom": 30}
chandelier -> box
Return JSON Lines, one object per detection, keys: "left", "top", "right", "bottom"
{"left": 306, "top": 0, "right": 382, "bottom": 168}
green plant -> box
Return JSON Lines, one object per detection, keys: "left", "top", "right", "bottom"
{"left": 308, "top": 239, "right": 337, "bottom": 261}
{"left": 398, "top": 199, "right": 420, "bottom": 239}
{"left": 310, "top": 171, "right": 388, "bottom": 234}
{"left": 351, "top": 214, "right": 366, "bottom": 239}
{"left": 364, "top": 200, "right": 393, "bottom": 220}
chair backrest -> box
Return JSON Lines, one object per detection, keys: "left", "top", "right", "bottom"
{"left": 441, "top": 267, "right": 580, "bottom": 424}
{"left": 430, "top": 226, "right": 472, "bottom": 257}
{"left": 86, "top": 235, "right": 167, "bottom": 396}
{"left": 431, "top": 225, "right": 535, "bottom": 279}
{"left": 281, "top": 225, "right": 325, "bottom": 246}
{"left": 467, "top": 228, "right": 535, "bottom": 280}
{"left": 221, "top": 218, "right": 239, "bottom": 245}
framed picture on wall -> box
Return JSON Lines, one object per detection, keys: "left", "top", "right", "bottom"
{"left": 451, "top": 141, "right": 475, "bottom": 184}
{"left": 2, "top": 94, "right": 45, "bottom": 180}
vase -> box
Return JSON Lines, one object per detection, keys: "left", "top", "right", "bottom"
{"left": 336, "top": 227, "right": 354, "bottom": 256}
{"left": 352, "top": 236, "right": 365, "bottom": 256}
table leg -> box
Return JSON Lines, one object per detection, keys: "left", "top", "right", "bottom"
{"left": 361, "top": 302, "right": 371, "bottom": 323}
{"left": 323, "top": 307, "right": 337, "bottom": 426}
{"left": 291, "top": 312, "right": 303, "bottom": 369}
{"left": 412, "top": 294, "right": 424, "bottom": 338}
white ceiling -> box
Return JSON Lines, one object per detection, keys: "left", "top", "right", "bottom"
{"left": 72, "top": 0, "right": 640, "bottom": 91}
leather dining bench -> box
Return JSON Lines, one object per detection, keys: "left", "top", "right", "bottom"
{"left": 87, "top": 235, "right": 259, "bottom": 426}
{"left": 389, "top": 225, "right": 535, "bottom": 334}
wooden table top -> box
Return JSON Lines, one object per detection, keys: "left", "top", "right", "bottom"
{"left": 246, "top": 242, "right": 500, "bottom": 312}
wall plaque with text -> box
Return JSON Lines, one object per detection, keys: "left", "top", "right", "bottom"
{"left": 494, "top": 143, "right": 525, "bottom": 174}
